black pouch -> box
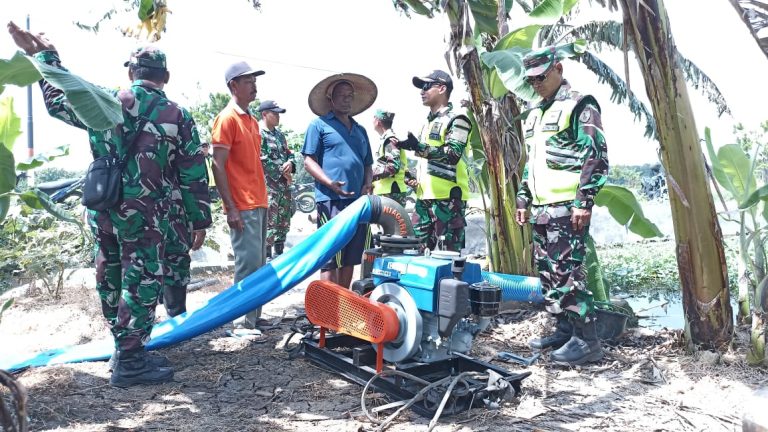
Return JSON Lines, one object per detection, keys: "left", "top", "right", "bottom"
{"left": 81, "top": 155, "right": 124, "bottom": 211}
{"left": 81, "top": 93, "right": 161, "bottom": 212}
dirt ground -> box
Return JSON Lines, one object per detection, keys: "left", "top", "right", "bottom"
{"left": 2, "top": 270, "right": 766, "bottom": 432}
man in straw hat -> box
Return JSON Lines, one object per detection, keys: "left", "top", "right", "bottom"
{"left": 394, "top": 70, "right": 471, "bottom": 253}
{"left": 7, "top": 23, "right": 211, "bottom": 387}
{"left": 211, "top": 61, "right": 271, "bottom": 332}
{"left": 371, "top": 109, "right": 410, "bottom": 207}
{"left": 302, "top": 73, "right": 376, "bottom": 288}
{"left": 514, "top": 46, "right": 609, "bottom": 366}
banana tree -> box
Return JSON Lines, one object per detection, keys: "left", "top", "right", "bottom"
{"left": 705, "top": 127, "right": 767, "bottom": 364}
{"left": 729, "top": 0, "right": 768, "bottom": 62}
{"left": 618, "top": 0, "right": 733, "bottom": 350}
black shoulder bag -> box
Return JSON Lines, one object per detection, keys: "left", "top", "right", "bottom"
{"left": 82, "top": 96, "right": 161, "bottom": 211}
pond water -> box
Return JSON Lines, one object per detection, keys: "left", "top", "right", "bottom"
{"left": 622, "top": 293, "right": 739, "bottom": 330}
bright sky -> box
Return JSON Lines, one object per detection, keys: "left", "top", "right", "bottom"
{"left": 2, "top": 0, "right": 765, "bottom": 171}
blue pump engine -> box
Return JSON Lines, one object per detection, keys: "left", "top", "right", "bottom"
{"left": 353, "top": 244, "right": 501, "bottom": 364}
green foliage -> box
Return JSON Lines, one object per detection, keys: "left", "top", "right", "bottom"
{"left": 189, "top": 92, "right": 261, "bottom": 143}
{"left": 594, "top": 185, "right": 663, "bottom": 238}
{"left": 0, "top": 97, "right": 22, "bottom": 223}
{"left": 16, "top": 145, "right": 70, "bottom": 171}
{"left": 608, "top": 165, "right": 643, "bottom": 191}
{"left": 0, "top": 298, "right": 12, "bottom": 324}
{"left": 0, "top": 52, "right": 123, "bottom": 131}
{"left": 34, "top": 167, "right": 86, "bottom": 184}
{"left": 0, "top": 207, "right": 91, "bottom": 298}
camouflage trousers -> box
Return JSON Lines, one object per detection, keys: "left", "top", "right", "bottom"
{"left": 411, "top": 198, "right": 466, "bottom": 252}
{"left": 530, "top": 203, "right": 593, "bottom": 321}
{"left": 89, "top": 197, "right": 170, "bottom": 352}
{"left": 267, "top": 185, "right": 292, "bottom": 248}
{"left": 379, "top": 191, "right": 409, "bottom": 208}
{"left": 163, "top": 209, "right": 192, "bottom": 317}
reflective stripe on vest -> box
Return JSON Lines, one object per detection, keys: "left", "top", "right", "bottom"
{"left": 373, "top": 129, "right": 408, "bottom": 195}
{"left": 524, "top": 98, "right": 581, "bottom": 205}
{"left": 416, "top": 111, "right": 470, "bottom": 200}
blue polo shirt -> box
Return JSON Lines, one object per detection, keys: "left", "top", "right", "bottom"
{"left": 302, "top": 112, "right": 373, "bottom": 202}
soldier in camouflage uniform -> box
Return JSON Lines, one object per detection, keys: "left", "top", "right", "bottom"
{"left": 395, "top": 70, "right": 471, "bottom": 252}
{"left": 372, "top": 109, "right": 409, "bottom": 207}
{"left": 257, "top": 100, "right": 295, "bottom": 259}
{"left": 162, "top": 188, "right": 207, "bottom": 317}
{"left": 8, "top": 23, "right": 212, "bottom": 386}
{"left": 514, "top": 46, "right": 609, "bottom": 367}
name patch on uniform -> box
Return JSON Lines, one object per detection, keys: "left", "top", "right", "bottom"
{"left": 524, "top": 114, "right": 538, "bottom": 138}
{"left": 429, "top": 122, "right": 443, "bottom": 140}
{"left": 541, "top": 110, "right": 562, "bottom": 132}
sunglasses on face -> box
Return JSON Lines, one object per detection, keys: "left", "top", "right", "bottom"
{"left": 526, "top": 73, "right": 550, "bottom": 84}
{"left": 421, "top": 82, "right": 443, "bottom": 91}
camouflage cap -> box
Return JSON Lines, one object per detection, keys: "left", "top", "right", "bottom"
{"left": 523, "top": 46, "right": 557, "bottom": 76}
{"left": 374, "top": 109, "right": 395, "bottom": 122}
{"left": 124, "top": 46, "right": 167, "bottom": 69}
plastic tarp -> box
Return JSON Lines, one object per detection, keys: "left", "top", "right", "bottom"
{"left": 1, "top": 197, "right": 373, "bottom": 371}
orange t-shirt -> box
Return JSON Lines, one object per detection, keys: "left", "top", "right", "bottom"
{"left": 211, "top": 102, "right": 268, "bottom": 211}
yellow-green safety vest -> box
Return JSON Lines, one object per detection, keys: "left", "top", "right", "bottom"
{"left": 415, "top": 109, "right": 471, "bottom": 200}
{"left": 373, "top": 129, "right": 408, "bottom": 195}
{"left": 524, "top": 98, "right": 581, "bottom": 205}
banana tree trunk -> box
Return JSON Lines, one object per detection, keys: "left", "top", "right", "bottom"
{"left": 449, "top": 0, "right": 533, "bottom": 275}
{"left": 619, "top": 0, "right": 733, "bottom": 350}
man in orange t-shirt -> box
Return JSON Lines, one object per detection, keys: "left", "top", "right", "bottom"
{"left": 211, "top": 61, "right": 269, "bottom": 331}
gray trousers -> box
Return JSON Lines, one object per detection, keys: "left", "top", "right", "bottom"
{"left": 231, "top": 207, "right": 267, "bottom": 328}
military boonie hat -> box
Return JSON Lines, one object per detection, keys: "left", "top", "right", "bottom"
{"left": 374, "top": 109, "right": 395, "bottom": 122}
{"left": 523, "top": 46, "right": 557, "bottom": 76}
{"left": 257, "top": 100, "right": 286, "bottom": 113}
{"left": 123, "top": 46, "right": 167, "bottom": 69}
{"left": 224, "top": 61, "right": 265, "bottom": 84}
{"left": 412, "top": 70, "right": 453, "bottom": 91}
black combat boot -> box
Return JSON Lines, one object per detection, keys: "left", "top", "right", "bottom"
{"left": 529, "top": 314, "right": 573, "bottom": 350}
{"left": 107, "top": 349, "right": 170, "bottom": 372}
{"left": 163, "top": 285, "right": 187, "bottom": 318}
{"left": 266, "top": 246, "right": 273, "bottom": 260}
{"left": 550, "top": 319, "right": 603, "bottom": 366}
{"left": 110, "top": 349, "right": 174, "bottom": 388}
{"left": 274, "top": 242, "right": 285, "bottom": 257}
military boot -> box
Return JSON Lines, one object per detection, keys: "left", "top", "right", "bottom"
{"left": 163, "top": 285, "right": 187, "bottom": 318}
{"left": 550, "top": 319, "right": 603, "bottom": 366}
{"left": 107, "top": 349, "right": 170, "bottom": 372}
{"left": 274, "top": 242, "right": 285, "bottom": 257}
{"left": 529, "top": 314, "right": 573, "bottom": 350}
{"left": 110, "top": 349, "right": 174, "bottom": 388}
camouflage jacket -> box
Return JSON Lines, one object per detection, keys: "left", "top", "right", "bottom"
{"left": 372, "top": 129, "right": 402, "bottom": 181}
{"left": 516, "top": 81, "right": 608, "bottom": 210}
{"left": 259, "top": 123, "right": 295, "bottom": 191}
{"left": 35, "top": 50, "right": 211, "bottom": 230}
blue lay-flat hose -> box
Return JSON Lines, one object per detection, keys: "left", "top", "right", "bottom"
{"left": 481, "top": 271, "right": 544, "bottom": 303}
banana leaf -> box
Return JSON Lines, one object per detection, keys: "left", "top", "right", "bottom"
{"left": 0, "top": 52, "right": 122, "bottom": 131}
{"left": 30, "top": 58, "right": 122, "bottom": 131}
{"left": 468, "top": 0, "right": 513, "bottom": 37}
{"left": 594, "top": 185, "right": 663, "bottom": 238}
{"left": 482, "top": 40, "right": 585, "bottom": 100}
{"left": 138, "top": 0, "right": 155, "bottom": 20}
{"left": 585, "top": 234, "right": 608, "bottom": 301}
{"left": 16, "top": 145, "right": 70, "bottom": 171}
{"left": 0, "top": 52, "right": 41, "bottom": 89}
{"left": 528, "top": 0, "right": 581, "bottom": 25}
{"left": 716, "top": 144, "right": 755, "bottom": 203}
{"left": 0, "top": 97, "right": 21, "bottom": 223}
{"left": 0, "top": 97, "right": 22, "bottom": 152}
